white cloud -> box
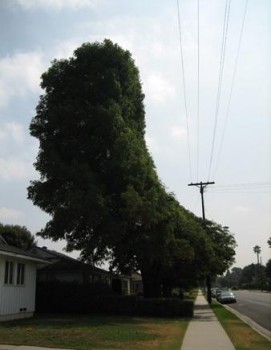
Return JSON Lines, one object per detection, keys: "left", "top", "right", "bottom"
{"left": 0, "top": 52, "right": 45, "bottom": 108}
{"left": 15, "top": 0, "right": 99, "bottom": 10}
{"left": 145, "top": 135, "right": 160, "bottom": 154}
{"left": 143, "top": 73, "right": 176, "bottom": 105}
{"left": 0, "top": 122, "right": 37, "bottom": 181}
{"left": 234, "top": 205, "right": 251, "bottom": 214}
{"left": 0, "top": 157, "right": 35, "bottom": 180}
{"left": 0, "top": 207, "right": 24, "bottom": 220}
{"left": 0, "top": 122, "right": 25, "bottom": 144}
{"left": 53, "top": 40, "right": 81, "bottom": 60}
{"left": 169, "top": 126, "right": 186, "bottom": 141}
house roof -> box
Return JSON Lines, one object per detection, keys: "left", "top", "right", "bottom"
{"left": 0, "top": 243, "right": 49, "bottom": 264}
{"left": 32, "top": 246, "right": 80, "bottom": 263}
{"left": 33, "top": 246, "right": 111, "bottom": 275}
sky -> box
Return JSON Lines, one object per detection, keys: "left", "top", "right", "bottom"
{"left": 0, "top": 0, "right": 270, "bottom": 269}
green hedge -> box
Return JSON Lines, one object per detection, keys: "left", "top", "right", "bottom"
{"left": 36, "top": 282, "right": 193, "bottom": 317}
{"left": 136, "top": 298, "right": 193, "bottom": 317}
{"left": 36, "top": 281, "right": 115, "bottom": 313}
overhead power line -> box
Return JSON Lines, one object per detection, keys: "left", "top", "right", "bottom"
{"left": 207, "top": 0, "right": 231, "bottom": 181}
{"left": 176, "top": 0, "right": 249, "bottom": 185}
{"left": 211, "top": 181, "right": 271, "bottom": 187}
{"left": 213, "top": 0, "right": 249, "bottom": 178}
{"left": 197, "top": 0, "right": 200, "bottom": 181}
{"left": 207, "top": 181, "right": 271, "bottom": 194}
{"left": 176, "top": 0, "right": 193, "bottom": 181}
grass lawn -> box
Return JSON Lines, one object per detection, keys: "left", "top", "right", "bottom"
{"left": 212, "top": 302, "right": 271, "bottom": 350}
{"left": 0, "top": 314, "right": 189, "bottom": 350}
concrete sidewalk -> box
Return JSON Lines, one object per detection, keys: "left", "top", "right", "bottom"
{"left": 181, "top": 291, "right": 235, "bottom": 350}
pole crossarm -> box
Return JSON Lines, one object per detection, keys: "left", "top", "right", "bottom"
{"left": 188, "top": 181, "right": 215, "bottom": 188}
{"left": 188, "top": 181, "right": 215, "bottom": 221}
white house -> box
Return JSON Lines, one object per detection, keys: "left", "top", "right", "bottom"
{"left": 0, "top": 242, "right": 48, "bottom": 321}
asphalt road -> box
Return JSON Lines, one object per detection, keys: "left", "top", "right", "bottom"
{"left": 227, "top": 290, "right": 271, "bottom": 332}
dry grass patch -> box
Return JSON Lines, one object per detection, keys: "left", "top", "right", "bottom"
{"left": 0, "top": 314, "right": 189, "bottom": 350}
{"left": 212, "top": 303, "right": 271, "bottom": 350}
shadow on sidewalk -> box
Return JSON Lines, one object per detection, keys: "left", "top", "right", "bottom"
{"left": 193, "top": 304, "right": 217, "bottom": 322}
{"left": 194, "top": 304, "right": 210, "bottom": 311}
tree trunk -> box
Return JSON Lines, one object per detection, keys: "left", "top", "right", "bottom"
{"left": 140, "top": 264, "right": 162, "bottom": 298}
{"left": 206, "top": 274, "right": 212, "bottom": 304}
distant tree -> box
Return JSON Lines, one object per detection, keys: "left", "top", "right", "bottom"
{"left": 200, "top": 220, "right": 236, "bottom": 275}
{"left": 253, "top": 245, "right": 262, "bottom": 289}
{"left": 268, "top": 237, "right": 271, "bottom": 248}
{"left": 218, "top": 267, "right": 242, "bottom": 287}
{"left": 253, "top": 245, "right": 261, "bottom": 265}
{"left": 218, "top": 270, "right": 231, "bottom": 288}
{"left": 239, "top": 263, "right": 266, "bottom": 289}
{"left": 266, "top": 259, "right": 271, "bottom": 280}
{"left": 240, "top": 263, "right": 257, "bottom": 286}
{"left": 0, "top": 223, "right": 36, "bottom": 250}
{"left": 217, "top": 267, "right": 243, "bottom": 288}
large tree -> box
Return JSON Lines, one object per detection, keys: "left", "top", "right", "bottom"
{"left": 28, "top": 40, "right": 174, "bottom": 294}
{"left": 0, "top": 223, "right": 36, "bottom": 250}
{"left": 29, "top": 40, "right": 148, "bottom": 257}
{"left": 28, "top": 40, "right": 235, "bottom": 297}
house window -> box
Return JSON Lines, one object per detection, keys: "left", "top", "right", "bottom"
{"left": 17, "top": 263, "right": 25, "bottom": 285}
{"left": 4, "top": 261, "right": 14, "bottom": 285}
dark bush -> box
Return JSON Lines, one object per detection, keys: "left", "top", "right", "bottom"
{"left": 96, "top": 296, "right": 193, "bottom": 317}
{"left": 97, "top": 295, "right": 138, "bottom": 315}
{"left": 36, "top": 282, "right": 193, "bottom": 317}
{"left": 136, "top": 298, "right": 193, "bottom": 317}
{"left": 36, "top": 281, "right": 115, "bottom": 313}
{"left": 36, "top": 281, "right": 194, "bottom": 317}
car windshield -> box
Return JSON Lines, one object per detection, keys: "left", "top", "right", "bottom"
{"left": 221, "top": 291, "right": 234, "bottom": 297}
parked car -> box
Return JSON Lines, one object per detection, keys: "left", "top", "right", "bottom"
{"left": 218, "top": 291, "right": 236, "bottom": 304}
{"left": 215, "top": 288, "right": 228, "bottom": 300}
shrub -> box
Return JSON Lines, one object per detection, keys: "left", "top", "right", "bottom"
{"left": 36, "top": 281, "right": 115, "bottom": 313}
{"left": 135, "top": 298, "right": 193, "bottom": 317}
{"left": 36, "top": 282, "right": 194, "bottom": 317}
{"left": 93, "top": 296, "right": 193, "bottom": 317}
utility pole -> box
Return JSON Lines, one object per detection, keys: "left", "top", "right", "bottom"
{"left": 188, "top": 181, "right": 215, "bottom": 304}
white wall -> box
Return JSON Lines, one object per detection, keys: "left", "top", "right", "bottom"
{"left": 0, "top": 255, "right": 37, "bottom": 319}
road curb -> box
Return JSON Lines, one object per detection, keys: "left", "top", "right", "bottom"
{"left": 223, "top": 304, "right": 271, "bottom": 342}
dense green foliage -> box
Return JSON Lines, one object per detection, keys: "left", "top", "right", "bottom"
{"left": 201, "top": 220, "right": 236, "bottom": 276}
{"left": 0, "top": 223, "right": 36, "bottom": 249}
{"left": 28, "top": 39, "right": 236, "bottom": 297}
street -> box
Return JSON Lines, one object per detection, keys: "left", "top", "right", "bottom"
{"left": 227, "top": 290, "right": 271, "bottom": 332}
